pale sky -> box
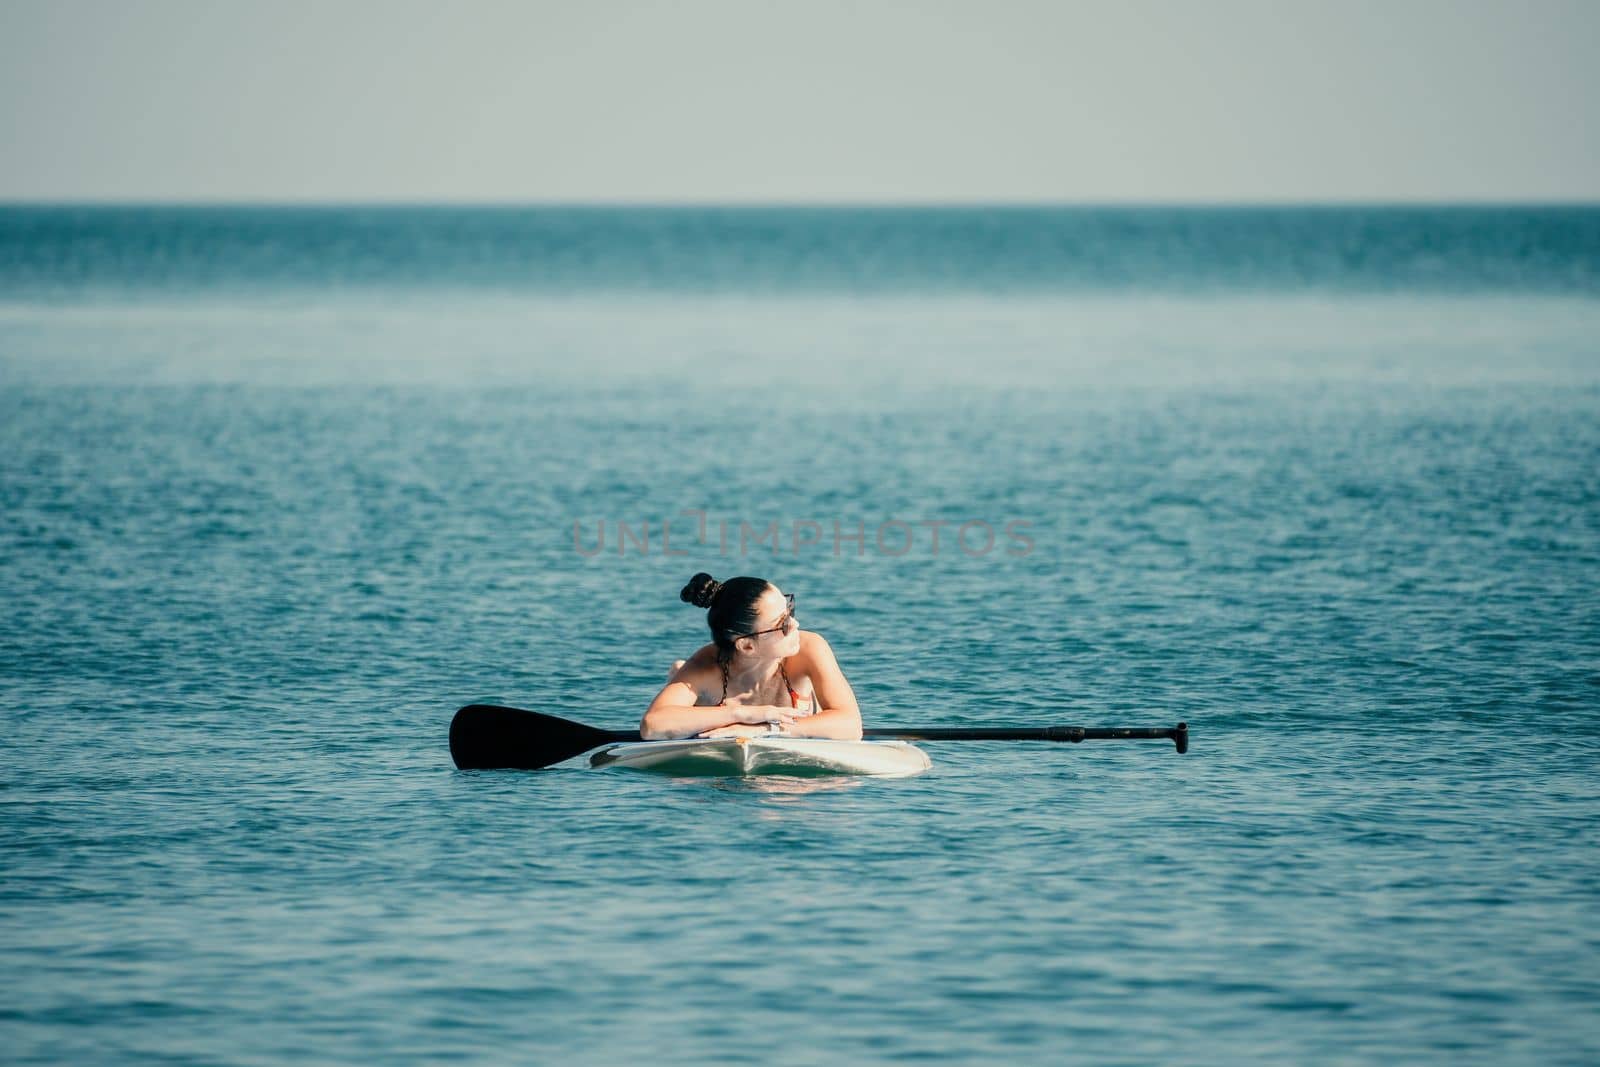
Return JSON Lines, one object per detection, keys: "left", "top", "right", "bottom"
{"left": 1, "top": 0, "right": 1596, "bottom": 202}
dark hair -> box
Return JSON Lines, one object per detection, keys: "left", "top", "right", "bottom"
{"left": 680, "top": 572, "right": 773, "bottom": 661}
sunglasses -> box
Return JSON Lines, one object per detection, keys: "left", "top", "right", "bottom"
{"left": 738, "top": 593, "right": 796, "bottom": 640}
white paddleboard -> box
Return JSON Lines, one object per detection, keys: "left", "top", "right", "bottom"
{"left": 590, "top": 736, "right": 931, "bottom": 778}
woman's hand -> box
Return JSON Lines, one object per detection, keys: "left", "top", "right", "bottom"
{"left": 698, "top": 722, "right": 783, "bottom": 739}
{"left": 725, "top": 704, "right": 795, "bottom": 728}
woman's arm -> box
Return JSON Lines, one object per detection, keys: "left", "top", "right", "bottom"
{"left": 640, "top": 666, "right": 795, "bottom": 740}
{"left": 780, "top": 633, "right": 864, "bottom": 741}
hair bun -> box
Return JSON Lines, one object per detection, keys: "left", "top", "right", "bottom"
{"left": 680, "top": 572, "right": 722, "bottom": 609}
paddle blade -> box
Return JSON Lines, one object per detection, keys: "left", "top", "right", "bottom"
{"left": 449, "top": 704, "right": 631, "bottom": 770}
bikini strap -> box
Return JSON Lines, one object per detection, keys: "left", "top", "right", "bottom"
{"left": 718, "top": 657, "right": 797, "bottom": 707}
{"left": 779, "top": 662, "right": 799, "bottom": 707}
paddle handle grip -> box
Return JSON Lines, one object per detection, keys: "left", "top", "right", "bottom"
{"left": 864, "top": 722, "right": 1188, "bottom": 753}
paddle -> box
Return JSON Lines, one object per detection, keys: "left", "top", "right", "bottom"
{"left": 449, "top": 704, "right": 1188, "bottom": 770}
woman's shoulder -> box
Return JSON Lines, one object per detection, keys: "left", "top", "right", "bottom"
{"left": 675, "top": 644, "right": 721, "bottom": 677}
{"left": 789, "top": 630, "right": 836, "bottom": 667}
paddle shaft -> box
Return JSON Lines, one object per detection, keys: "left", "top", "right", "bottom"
{"left": 589, "top": 727, "right": 1187, "bottom": 746}
{"left": 867, "top": 723, "right": 1188, "bottom": 753}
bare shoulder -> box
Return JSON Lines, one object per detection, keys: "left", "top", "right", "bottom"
{"left": 674, "top": 644, "right": 721, "bottom": 682}
{"left": 787, "top": 631, "right": 857, "bottom": 714}
{"left": 792, "top": 630, "right": 839, "bottom": 669}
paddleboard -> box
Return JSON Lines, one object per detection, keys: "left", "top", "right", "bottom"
{"left": 590, "top": 736, "right": 931, "bottom": 778}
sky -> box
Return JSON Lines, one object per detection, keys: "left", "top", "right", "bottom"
{"left": 1, "top": 0, "right": 1596, "bottom": 203}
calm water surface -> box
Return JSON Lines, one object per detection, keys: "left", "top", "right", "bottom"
{"left": 2, "top": 207, "right": 1598, "bottom": 1065}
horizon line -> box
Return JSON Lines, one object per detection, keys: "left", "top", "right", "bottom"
{"left": 3, "top": 197, "right": 1599, "bottom": 210}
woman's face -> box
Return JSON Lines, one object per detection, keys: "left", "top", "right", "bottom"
{"left": 747, "top": 586, "right": 802, "bottom": 658}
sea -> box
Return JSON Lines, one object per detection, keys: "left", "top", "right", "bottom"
{"left": 2, "top": 205, "right": 1597, "bottom": 1065}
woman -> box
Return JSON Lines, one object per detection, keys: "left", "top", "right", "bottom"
{"left": 641, "top": 573, "right": 864, "bottom": 741}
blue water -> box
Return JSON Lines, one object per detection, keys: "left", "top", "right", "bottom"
{"left": 3, "top": 207, "right": 1598, "bottom": 1065}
